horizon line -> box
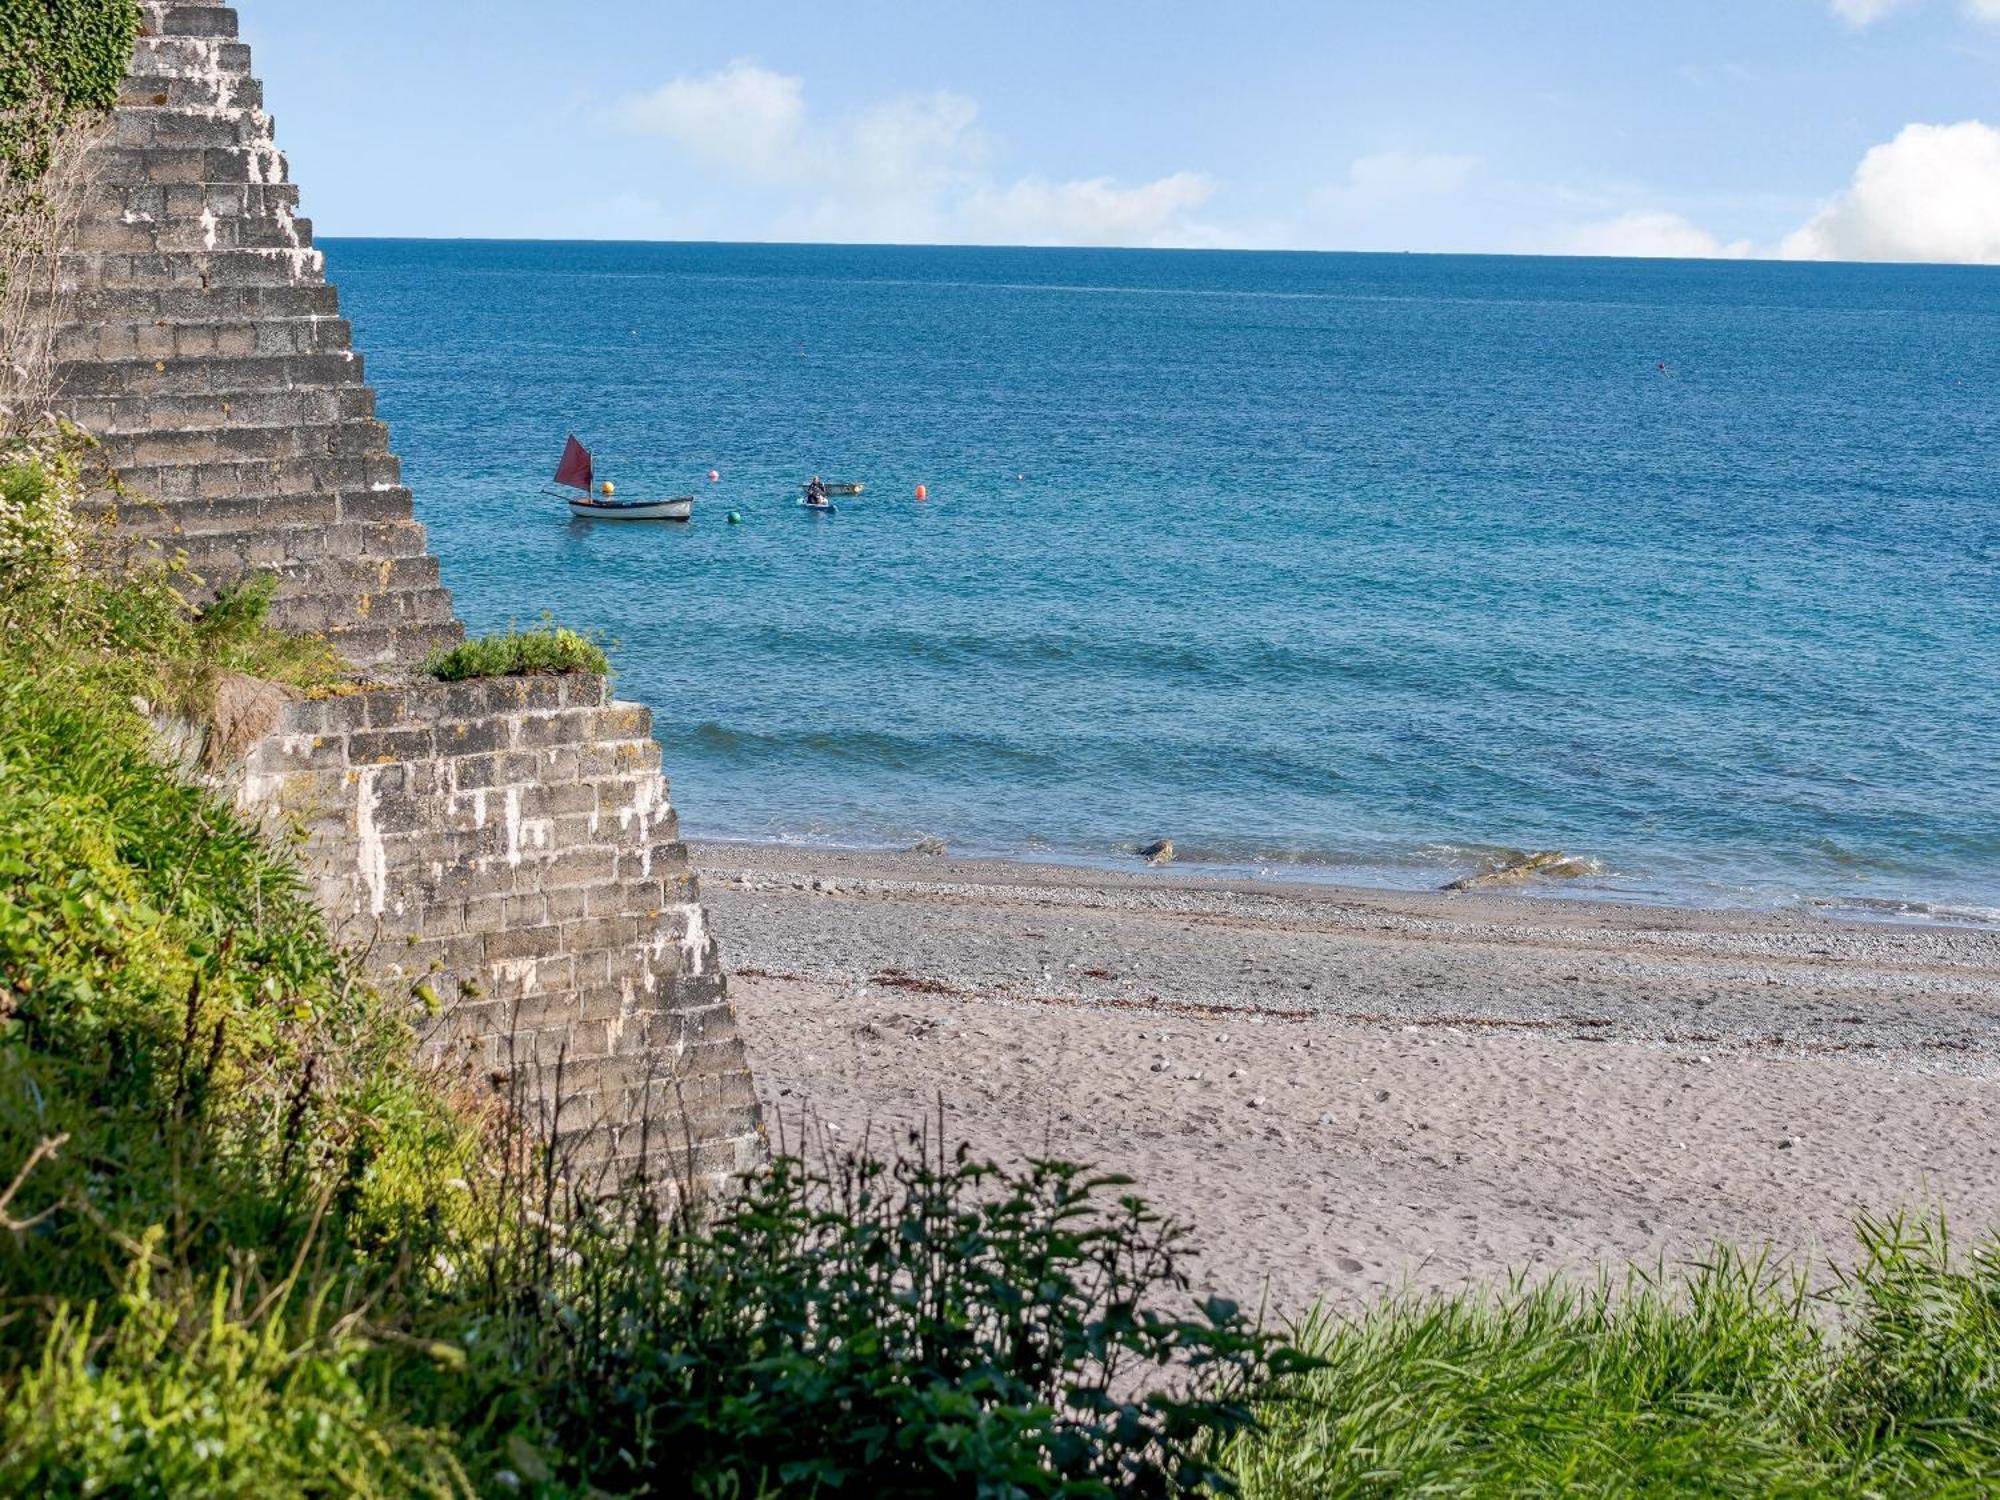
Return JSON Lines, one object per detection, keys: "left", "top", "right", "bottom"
{"left": 311, "top": 235, "right": 2000, "bottom": 272}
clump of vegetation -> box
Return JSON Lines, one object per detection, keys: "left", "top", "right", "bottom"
{"left": 425, "top": 620, "right": 610, "bottom": 682}
{"left": 3, "top": 1247, "right": 469, "bottom": 1496}
{"left": 1226, "top": 1213, "right": 2000, "bottom": 1497}
{"left": 449, "top": 1139, "right": 1309, "bottom": 1497}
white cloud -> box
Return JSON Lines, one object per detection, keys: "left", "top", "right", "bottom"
{"left": 617, "top": 62, "right": 1215, "bottom": 248}
{"left": 618, "top": 60, "right": 809, "bottom": 181}
{"left": 1830, "top": 0, "right": 1917, "bottom": 25}
{"left": 1286, "top": 150, "right": 1487, "bottom": 252}
{"left": 959, "top": 173, "right": 1219, "bottom": 247}
{"left": 1831, "top": 0, "right": 2000, "bottom": 22}
{"left": 1555, "top": 120, "right": 2000, "bottom": 265}
{"left": 1343, "top": 151, "right": 1479, "bottom": 197}
{"left": 1563, "top": 211, "right": 1753, "bottom": 259}
{"left": 1781, "top": 120, "right": 2000, "bottom": 263}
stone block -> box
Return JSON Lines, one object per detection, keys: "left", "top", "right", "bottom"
{"left": 594, "top": 703, "right": 654, "bottom": 741}
{"left": 539, "top": 846, "right": 621, "bottom": 890}
{"left": 514, "top": 710, "right": 595, "bottom": 749}
{"left": 436, "top": 716, "right": 509, "bottom": 756}
{"left": 562, "top": 674, "right": 611, "bottom": 709}
{"left": 484, "top": 923, "right": 565, "bottom": 963}
{"left": 347, "top": 725, "right": 436, "bottom": 764}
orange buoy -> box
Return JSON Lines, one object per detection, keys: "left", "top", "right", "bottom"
{"left": 600, "top": 481, "right": 615, "bottom": 497}
{"left": 914, "top": 483, "right": 928, "bottom": 501}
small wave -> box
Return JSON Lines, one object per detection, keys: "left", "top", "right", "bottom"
{"left": 730, "top": 619, "right": 1419, "bottom": 693}
{"left": 1127, "top": 839, "right": 1410, "bottom": 871}
{"left": 1806, "top": 895, "right": 2000, "bottom": 929}
{"left": 675, "top": 720, "right": 1060, "bottom": 777}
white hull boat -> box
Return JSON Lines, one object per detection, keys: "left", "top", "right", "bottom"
{"left": 568, "top": 495, "right": 693, "bottom": 522}
{"left": 553, "top": 435, "right": 694, "bottom": 522}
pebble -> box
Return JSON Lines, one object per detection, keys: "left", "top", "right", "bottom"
{"left": 1336, "top": 1256, "right": 1365, "bottom": 1273}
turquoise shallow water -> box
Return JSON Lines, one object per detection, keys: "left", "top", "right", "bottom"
{"left": 326, "top": 241, "right": 2000, "bottom": 919}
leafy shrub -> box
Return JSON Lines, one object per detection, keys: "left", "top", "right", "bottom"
{"left": 0, "top": 446, "right": 80, "bottom": 593}
{"left": 1226, "top": 1213, "right": 2000, "bottom": 1498}
{"left": 425, "top": 621, "right": 610, "bottom": 682}
{"left": 446, "top": 1135, "right": 1312, "bottom": 1497}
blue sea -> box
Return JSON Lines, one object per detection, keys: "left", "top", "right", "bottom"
{"left": 325, "top": 241, "right": 2000, "bottom": 921}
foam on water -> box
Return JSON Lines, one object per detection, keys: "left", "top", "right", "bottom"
{"left": 327, "top": 242, "right": 2000, "bottom": 920}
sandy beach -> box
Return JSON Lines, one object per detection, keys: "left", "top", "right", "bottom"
{"left": 696, "top": 841, "right": 2000, "bottom": 1319}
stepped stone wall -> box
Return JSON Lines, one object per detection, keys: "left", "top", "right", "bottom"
{"left": 41, "top": 0, "right": 763, "bottom": 1184}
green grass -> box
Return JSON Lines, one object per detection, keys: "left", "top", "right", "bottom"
{"left": 1226, "top": 1214, "right": 2000, "bottom": 1498}
{"left": 0, "top": 437, "right": 480, "bottom": 1491}
{"left": 425, "top": 622, "right": 610, "bottom": 682}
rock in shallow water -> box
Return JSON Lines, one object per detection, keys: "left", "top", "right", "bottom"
{"left": 1444, "top": 848, "right": 1600, "bottom": 891}
{"left": 1139, "top": 838, "right": 1175, "bottom": 866}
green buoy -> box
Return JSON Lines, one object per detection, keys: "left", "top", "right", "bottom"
{"left": 727, "top": 510, "right": 742, "bottom": 525}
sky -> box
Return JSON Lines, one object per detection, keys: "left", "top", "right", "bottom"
{"left": 246, "top": 0, "right": 2000, "bottom": 261}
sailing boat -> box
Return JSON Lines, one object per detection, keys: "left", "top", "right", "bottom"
{"left": 553, "top": 435, "right": 693, "bottom": 521}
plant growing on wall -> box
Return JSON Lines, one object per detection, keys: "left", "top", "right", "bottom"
{"left": 0, "top": 0, "right": 142, "bottom": 430}
{"left": 0, "top": 0, "right": 140, "bottom": 185}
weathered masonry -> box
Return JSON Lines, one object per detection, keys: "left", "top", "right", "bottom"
{"left": 46, "top": 0, "right": 762, "bottom": 1183}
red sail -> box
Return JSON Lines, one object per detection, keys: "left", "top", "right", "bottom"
{"left": 554, "top": 435, "right": 593, "bottom": 492}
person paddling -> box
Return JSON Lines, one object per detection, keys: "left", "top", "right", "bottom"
{"left": 805, "top": 475, "right": 828, "bottom": 506}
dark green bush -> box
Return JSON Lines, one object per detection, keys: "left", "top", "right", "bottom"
{"left": 425, "top": 621, "right": 610, "bottom": 682}
{"left": 445, "top": 1134, "right": 1312, "bottom": 1497}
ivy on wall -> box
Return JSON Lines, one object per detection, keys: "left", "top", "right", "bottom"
{"left": 0, "top": 0, "right": 141, "bottom": 185}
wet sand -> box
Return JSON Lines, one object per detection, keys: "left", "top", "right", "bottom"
{"left": 696, "top": 842, "right": 2000, "bottom": 1318}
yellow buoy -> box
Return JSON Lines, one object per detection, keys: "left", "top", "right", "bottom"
{"left": 600, "top": 481, "right": 615, "bottom": 497}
